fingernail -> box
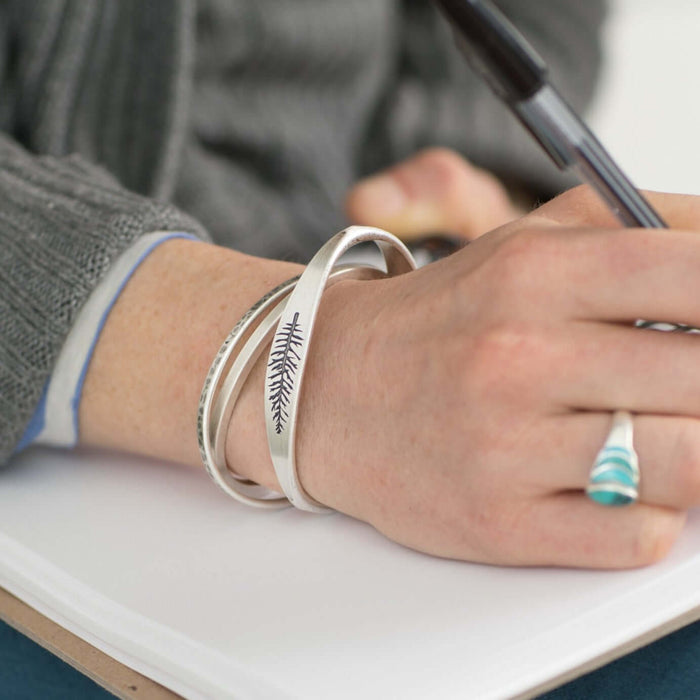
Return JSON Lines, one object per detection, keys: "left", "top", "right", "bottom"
{"left": 352, "top": 175, "right": 407, "bottom": 219}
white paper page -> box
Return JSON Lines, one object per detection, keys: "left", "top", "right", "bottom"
{"left": 1, "top": 447, "right": 699, "bottom": 700}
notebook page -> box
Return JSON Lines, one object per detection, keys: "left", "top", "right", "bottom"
{"left": 1, "top": 447, "right": 699, "bottom": 700}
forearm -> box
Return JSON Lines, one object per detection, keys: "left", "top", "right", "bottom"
{"left": 78, "top": 238, "right": 302, "bottom": 488}
{"left": 76, "top": 188, "right": 700, "bottom": 570}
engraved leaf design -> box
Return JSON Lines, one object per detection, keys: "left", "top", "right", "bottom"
{"left": 268, "top": 312, "right": 303, "bottom": 434}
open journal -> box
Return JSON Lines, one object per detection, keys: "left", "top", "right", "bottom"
{"left": 1, "top": 446, "right": 699, "bottom": 699}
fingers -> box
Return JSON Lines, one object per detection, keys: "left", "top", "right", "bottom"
{"left": 538, "top": 322, "right": 700, "bottom": 417}
{"left": 426, "top": 413, "right": 690, "bottom": 568}
{"left": 536, "top": 185, "right": 700, "bottom": 231}
{"left": 400, "top": 484, "right": 685, "bottom": 568}
{"left": 502, "top": 494, "right": 685, "bottom": 569}
{"left": 546, "top": 413, "right": 700, "bottom": 511}
{"left": 345, "top": 148, "right": 521, "bottom": 241}
{"left": 474, "top": 224, "right": 700, "bottom": 326}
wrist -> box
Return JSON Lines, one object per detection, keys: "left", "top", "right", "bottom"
{"left": 79, "top": 238, "right": 302, "bottom": 488}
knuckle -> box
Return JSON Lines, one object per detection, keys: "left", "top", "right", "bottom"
{"left": 388, "top": 147, "right": 469, "bottom": 202}
{"left": 487, "top": 228, "right": 560, "bottom": 293}
{"left": 465, "top": 323, "right": 547, "bottom": 400}
{"left": 415, "top": 146, "right": 467, "bottom": 174}
{"left": 538, "top": 184, "right": 600, "bottom": 224}
{"left": 413, "top": 148, "right": 511, "bottom": 219}
{"left": 633, "top": 510, "right": 685, "bottom": 565}
{"left": 413, "top": 148, "right": 475, "bottom": 192}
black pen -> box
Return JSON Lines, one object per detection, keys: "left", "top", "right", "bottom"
{"left": 432, "top": 0, "right": 667, "bottom": 229}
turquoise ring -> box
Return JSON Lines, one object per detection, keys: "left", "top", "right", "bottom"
{"left": 586, "top": 411, "right": 639, "bottom": 507}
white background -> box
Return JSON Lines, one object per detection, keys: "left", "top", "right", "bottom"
{"left": 589, "top": 0, "right": 700, "bottom": 194}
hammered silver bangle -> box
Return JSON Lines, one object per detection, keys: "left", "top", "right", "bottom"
{"left": 197, "top": 275, "right": 301, "bottom": 508}
{"left": 207, "top": 264, "right": 388, "bottom": 508}
{"left": 264, "top": 226, "right": 417, "bottom": 513}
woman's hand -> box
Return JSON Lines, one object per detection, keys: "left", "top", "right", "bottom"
{"left": 81, "top": 185, "right": 700, "bottom": 569}
{"left": 345, "top": 147, "right": 524, "bottom": 242}
{"left": 281, "top": 187, "right": 700, "bottom": 568}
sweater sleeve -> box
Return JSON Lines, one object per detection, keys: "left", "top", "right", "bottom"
{"left": 0, "top": 134, "right": 208, "bottom": 465}
{"left": 15, "top": 231, "right": 200, "bottom": 453}
{"left": 362, "top": 0, "right": 608, "bottom": 199}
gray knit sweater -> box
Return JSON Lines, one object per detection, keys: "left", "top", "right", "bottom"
{"left": 0, "top": 0, "right": 606, "bottom": 464}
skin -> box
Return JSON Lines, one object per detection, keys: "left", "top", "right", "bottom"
{"left": 80, "top": 148, "right": 700, "bottom": 569}
{"left": 346, "top": 148, "right": 524, "bottom": 240}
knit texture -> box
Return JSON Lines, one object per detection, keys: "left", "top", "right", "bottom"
{"left": 0, "top": 136, "right": 206, "bottom": 464}
{"left": 176, "top": 0, "right": 607, "bottom": 260}
{"left": 0, "top": 0, "right": 606, "bottom": 463}
{"left": 0, "top": 0, "right": 207, "bottom": 464}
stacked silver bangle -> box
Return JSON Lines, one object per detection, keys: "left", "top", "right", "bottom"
{"left": 198, "top": 226, "right": 417, "bottom": 512}
{"left": 197, "top": 275, "right": 299, "bottom": 509}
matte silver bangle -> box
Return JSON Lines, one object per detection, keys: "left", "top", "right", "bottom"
{"left": 208, "top": 264, "right": 387, "bottom": 508}
{"left": 197, "top": 275, "right": 300, "bottom": 508}
{"left": 264, "top": 226, "right": 417, "bottom": 513}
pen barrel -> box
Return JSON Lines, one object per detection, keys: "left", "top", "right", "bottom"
{"left": 514, "top": 86, "right": 668, "bottom": 229}
{"left": 433, "top": 0, "right": 547, "bottom": 101}
{"left": 572, "top": 144, "right": 667, "bottom": 229}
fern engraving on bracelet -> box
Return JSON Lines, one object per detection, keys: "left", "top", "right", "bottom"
{"left": 268, "top": 312, "right": 303, "bottom": 434}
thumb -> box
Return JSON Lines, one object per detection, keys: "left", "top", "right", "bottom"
{"left": 345, "top": 148, "right": 522, "bottom": 241}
